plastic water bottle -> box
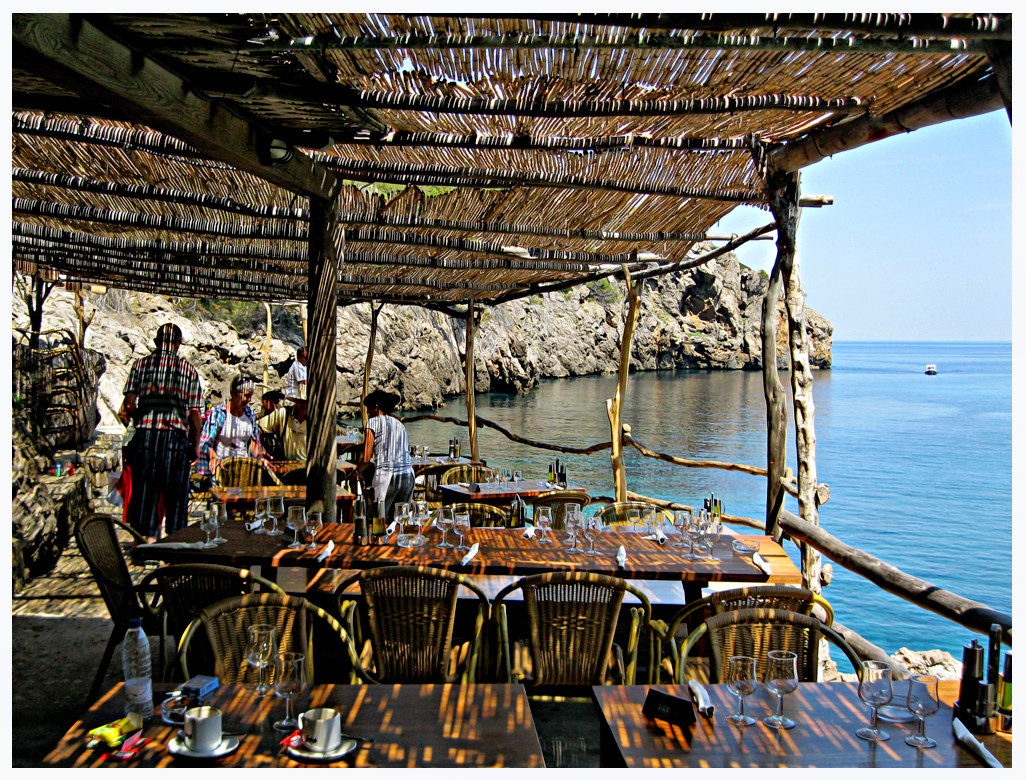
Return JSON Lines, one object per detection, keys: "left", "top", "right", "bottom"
{"left": 122, "top": 617, "right": 153, "bottom": 722}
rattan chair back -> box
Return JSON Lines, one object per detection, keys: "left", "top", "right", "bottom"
{"left": 594, "top": 501, "right": 674, "bottom": 527}
{"left": 334, "top": 566, "right": 490, "bottom": 683}
{"left": 440, "top": 465, "right": 498, "bottom": 486}
{"left": 530, "top": 491, "right": 591, "bottom": 530}
{"left": 493, "top": 571, "right": 651, "bottom": 687}
{"left": 449, "top": 502, "right": 510, "bottom": 528}
{"left": 215, "top": 456, "right": 265, "bottom": 487}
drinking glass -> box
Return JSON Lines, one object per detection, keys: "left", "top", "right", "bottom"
{"left": 763, "top": 650, "right": 799, "bottom": 729}
{"left": 565, "top": 510, "right": 583, "bottom": 555}
{"left": 305, "top": 511, "right": 323, "bottom": 550}
{"left": 411, "top": 499, "right": 429, "bottom": 546}
{"left": 582, "top": 515, "right": 601, "bottom": 556}
{"left": 252, "top": 497, "right": 268, "bottom": 535}
{"left": 268, "top": 497, "right": 285, "bottom": 537}
{"left": 273, "top": 652, "right": 307, "bottom": 731}
{"left": 505, "top": 468, "right": 513, "bottom": 488}
{"left": 513, "top": 470, "right": 522, "bottom": 488}
{"left": 904, "top": 675, "right": 940, "bottom": 748}
{"left": 286, "top": 506, "right": 307, "bottom": 549}
{"left": 535, "top": 506, "right": 553, "bottom": 543}
{"left": 687, "top": 514, "right": 709, "bottom": 560}
{"left": 453, "top": 511, "right": 471, "bottom": 551}
{"left": 562, "top": 504, "right": 581, "bottom": 547}
{"left": 642, "top": 506, "right": 657, "bottom": 537}
{"left": 199, "top": 511, "right": 217, "bottom": 548}
{"left": 212, "top": 503, "right": 228, "bottom": 544}
{"left": 245, "top": 624, "right": 276, "bottom": 697}
{"left": 726, "top": 656, "right": 758, "bottom": 727}
{"left": 672, "top": 510, "right": 692, "bottom": 551}
{"left": 855, "top": 660, "right": 893, "bottom": 741}
{"left": 435, "top": 507, "right": 454, "bottom": 549}
{"left": 628, "top": 507, "right": 642, "bottom": 535}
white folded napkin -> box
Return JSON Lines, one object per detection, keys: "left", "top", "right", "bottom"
{"left": 952, "top": 717, "right": 1003, "bottom": 768}
{"left": 386, "top": 520, "right": 399, "bottom": 535}
{"left": 137, "top": 541, "right": 205, "bottom": 550}
{"left": 688, "top": 679, "right": 715, "bottom": 718}
{"left": 244, "top": 519, "right": 262, "bottom": 532}
{"left": 522, "top": 524, "right": 536, "bottom": 539}
{"left": 752, "top": 552, "right": 773, "bottom": 575}
{"left": 316, "top": 540, "right": 336, "bottom": 562}
{"left": 616, "top": 545, "right": 627, "bottom": 567}
{"left": 654, "top": 527, "right": 667, "bottom": 545}
{"left": 460, "top": 542, "right": 480, "bottom": 566}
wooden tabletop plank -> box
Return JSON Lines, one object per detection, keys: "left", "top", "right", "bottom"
{"left": 592, "top": 681, "right": 1012, "bottom": 768}
{"left": 41, "top": 682, "right": 544, "bottom": 768}
{"left": 440, "top": 478, "right": 587, "bottom": 503}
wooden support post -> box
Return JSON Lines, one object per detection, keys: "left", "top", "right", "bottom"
{"left": 761, "top": 257, "right": 787, "bottom": 537}
{"left": 606, "top": 265, "right": 642, "bottom": 502}
{"left": 301, "top": 303, "right": 308, "bottom": 343}
{"left": 306, "top": 196, "right": 339, "bottom": 522}
{"left": 464, "top": 300, "right": 480, "bottom": 462}
{"left": 984, "top": 41, "right": 1012, "bottom": 122}
{"left": 360, "top": 302, "right": 382, "bottom": 428}
{"left": 261, "top": 302, "right": 272, "bottom": 387}
{"left": 73, "top": 290, "right": 93, "bottom": 350}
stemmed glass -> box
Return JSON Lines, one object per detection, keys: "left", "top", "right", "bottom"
{"left": 252, "top": 498, "right": 268, "bottom": 535}
{"left": 904, "top": 675, "right": 940, "bottom": 749}
{"left": 286, "top": 506, "right": 307, "bottom": 549}
{"left": 268, "top": 497, "right": 285, "bottom": 537}
{"left": 513, "top": 470, "right": 522, "bottom": 489}
{"left": 763, "top": 650, "right": 799, "bottom": 730}
{"left": 535, "top": 506, "right": 553, "bottom": 543}
{"left": 565, "top": 509, "right": 583, "bottom": 555}
{"left": 582, "top": 515, "right": 602, "bottom": 556}
{"left": 435, "top": 507, "right": 454, "bottom": 549}
{"left": 628, "top": 507, "right": 642, "bottom": 535}
{"left": 199, "top": 511, "right": 218, "bottom": 548}
{"left": 305, "top": 511, "right": 323, "bottom": 550}
{"left": 453, "top": 511, "right": 471, "bottom": 551}
{"left": 212, "top": 503, "right": 228, "bottom": 544}
{"left": 642, "top": 506, "right": 657, "bottom": 538}
{"left": 672, "top": 510, "right": 693, "bottom": 552}
{"left": 263, "top": 498, "right": 281, "bottom": 537}
{"left": 856, "top": 660, "right": 894, "bottom": 741}
{"left": 563, "top": 504, "right": 581, "bottom": 547}
{"left": 245, "top": 624, "right": 276, "bottom": 697}
{"left": 411, "top": 499, "right": 429, "bottom": 546}
{"left": 687, "top": 514, "right": 709, "bottom": 561}
{"left": 726, "top": 656, "right": 758, "bottom": 727}
{"left": 272, "top": 652, "right": 307, "bottom": 731}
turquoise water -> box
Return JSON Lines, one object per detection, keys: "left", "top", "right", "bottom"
{"left": 373, "top": 342, "right": 1012, "bottom": 658}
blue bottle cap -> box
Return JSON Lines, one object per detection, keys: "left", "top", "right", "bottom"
{"left": 127, "top": 617, "right": 143, "bottom": 628}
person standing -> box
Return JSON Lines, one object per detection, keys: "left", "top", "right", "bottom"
{"left": 196, "top": 374, "right": 270, "bottom": 481}
{"left": 259, "top": 389, "right": 284, "bottom": 418}
{"left": 258, "top": 386, "right": 308, "bottom": 462}
{"left": 121, "top": 323, "right": 203, "bottom": 542}
{"left": 283, "top": 346, "right": 307, "bottom": 398}
{"left": 358, "top": 388, "right": 415, "bottom": 520}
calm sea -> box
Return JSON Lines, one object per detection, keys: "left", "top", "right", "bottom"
{"left": 388, "top": 342, "right": 1012, "bottom": 658}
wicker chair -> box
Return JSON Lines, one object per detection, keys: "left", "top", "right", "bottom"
{"left": 334, "top": 566, "right": 490, "bottom": 683}
{"left": 650, "top": 585, "right": 835, "bottom": 684}
{"left": 448, "top": 502, "right": 510, "bottom": 528}
{"left": 177, "top": 592, "right": 376, "bottom": 684}
{"left": 74, "top": 513, "right": 163, "bottom": 703}
{"left": 275, "top": 461, "right": 307, "bottom": 486}
{"left": 593, "top": 501, "right": 674, "bottom": 527}
{"left": 530, "top": 490, "right": 591, "bottom": 530}
{"left": 492, "top": 571, "right": 651, "bottom": 687}
{"left": 440, "top": 465, "right": 499, "bottom": 487}
{"left": 214, "top": 456, "right": 280, "bottom": 488}
{"left": 138, "top": 564, "right": 284, "bottom": 681}
{"left": 675, "top": 607, "right": 863, "bottom": 685}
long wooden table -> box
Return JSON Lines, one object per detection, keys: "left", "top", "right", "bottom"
{"left": 131, "top": 520, "right": 799, "bottom": 599}
{"left": 42, "top": 682, "right": 544, "bottom": 768}
{"left": 592, "top": 681, "right": 1012, "bottom": 768}
{"left": 440, "top": 478, "right": 588, "bottom": 508}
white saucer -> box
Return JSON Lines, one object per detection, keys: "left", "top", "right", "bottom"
{"left": 168, "top": 734, "right": 240, "bottom": 759}
{"left": 285, "top": 738, "right": 359, "bottom": 763}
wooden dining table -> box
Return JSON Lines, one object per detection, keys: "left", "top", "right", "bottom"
{"left": 41, "top": 682, "right": 545, "bottom": 768}
{"left": 131, "top": 519, "right": 799, "bottom": 598}
{"left": 591, "top": 680, "right": 1012, "bottom": 768}
{"left": 440, "top": 478, "right": 588, "bottom": 508}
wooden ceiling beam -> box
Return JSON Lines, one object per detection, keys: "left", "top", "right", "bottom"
{"left": 12, "top": 13, "right": 341, "bottom": 199}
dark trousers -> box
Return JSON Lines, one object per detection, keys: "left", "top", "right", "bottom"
{"left": 125, "top": 427, "right": 191, "bottom": 538}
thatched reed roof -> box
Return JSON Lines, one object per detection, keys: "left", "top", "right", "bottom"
{"left": 11, "top": 13, "right": 1010, "bottom": 310}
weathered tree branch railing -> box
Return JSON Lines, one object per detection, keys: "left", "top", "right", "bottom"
{"left": 400, "top": 412, "right": 613, "bottom": 456}
{"left": 778, "top": 510, "right": 1012, "bottom": 647}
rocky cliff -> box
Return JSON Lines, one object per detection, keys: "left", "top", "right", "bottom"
{"left": 12, "top": 247, "right": 831, "bottom": 426}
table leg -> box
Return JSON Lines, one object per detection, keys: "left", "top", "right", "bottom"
{"left": 682, "top": 581, "right": 705, "bottom": 605}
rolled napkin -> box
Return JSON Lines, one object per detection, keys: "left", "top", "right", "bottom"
{"left": 460, "top": 542, "right": 480, "bottom": 566}
{"left": 244, "top": 519, "right": 262, "bottom": 532}
{"left": 522, "top": 524, "right": 536, "bottom": 540}
{"left": 952, "top": 717, "right": 1003, "bottom": 768}
{"left": 316, "top": 540, "right": 336, "bottom": 562}
{"left": 688, "top": 679, "right": 715, "bottom": 718}
{"left": 616, "top": 545, "right": 627, "bottom": 568}
{"left": 386, "top": 520, "right": 399, "bottom": 536}
{"left": 654, "top": 526, "right": 667, "bottom": 545}
{"left": 752, "top": 552, "right": 773, "bottom": 576}
{"left": 136, "top": 541, "right": 206, "bottom": 550}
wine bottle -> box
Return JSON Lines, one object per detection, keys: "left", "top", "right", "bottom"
{"left": 998, "top": 650, "right": 1012, "bottom": 733}
{"left": 371, "top": 500, "right": 386, "bottom": 543}
{"left": 352, "top": 481, "right": 369, "bottom": 545}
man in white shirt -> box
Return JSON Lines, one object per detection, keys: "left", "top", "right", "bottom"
{"left": 283, "top": 346, "right": 307, "bottom": 398}
{"left": 259, "top": 387, "right": 307, "bottom": 461}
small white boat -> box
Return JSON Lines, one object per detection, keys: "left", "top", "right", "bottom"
{"left": 925, "top": 364, "right": 938, "bottom": 375}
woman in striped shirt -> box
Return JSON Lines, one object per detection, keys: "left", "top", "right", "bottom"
{"left": 359, "top": 388, "right": 415, "bottom": 521}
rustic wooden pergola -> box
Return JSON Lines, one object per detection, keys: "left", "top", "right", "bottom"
{"left": 11, "top": 14, "right": 1012, "bottom": 621}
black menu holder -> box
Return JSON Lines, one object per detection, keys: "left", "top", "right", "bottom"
{"left": 642, "top": 688, "right": 696, "bottom": 728}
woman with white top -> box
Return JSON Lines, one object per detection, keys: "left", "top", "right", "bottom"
{"left": 358, "top": 388, "right": 415, "bottom": 521}
{"left": 197, "top": 374, "right": 270, "bottom": 481}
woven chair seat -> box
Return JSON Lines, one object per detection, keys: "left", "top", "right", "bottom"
{"left": 214, "top": 456, "right": 270, "bottom": 488}
{"left": 594, "top": 501, "right": 674, "bottom": 527}
{"left": 439, "top": 465, "right": 499, "bottom": 486}
{"left": 529, "top": 491, "right": 590, "bottom": 530}
{"left": 448, "top": 502, "right": 510, "bottom": 528}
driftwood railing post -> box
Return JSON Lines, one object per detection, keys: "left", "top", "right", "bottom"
{"left": 760, "top": 241, "right": 788, "bottom": 537}
{"left": 606, "top": 264, "right": 642, "bottom": 502}
{"left": 260, "top": 302, "right": 272, "bottom": 387}
{"left": 306, "top": 196, "right": 339, "bottom": 522}
{"left": 361, "top": 302, "right": 382, "bottom": 428}
{"left": 464, "top": 299, "right": 479, "bottom": 462}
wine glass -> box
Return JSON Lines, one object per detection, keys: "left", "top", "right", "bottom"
{"left": 628, "top": 507, "right": 642, "bottom": 535}
{"left": 687, "top": 514, "right": 709, "bottom": 561}
{"left": 582, "top": 515, "right": 602, "bottom": 556}
{"left": 286, "top": 506, "right": 307, "bottom": 549}
{"left": 672, "top": 510, "right": 692, "bottom": 551}
{"left": 904, "top": 675, "right": 940, "bottom": 749}
{"left": 642, "top": 506, "right": 657, "bottom": 537}
{"left": 261, "top": 498, "right": 280, "bottom": 537}
{"left": 565, "top": 510, "right": 583, "bottom": 555}
{"left": 245, "top": 624, "right": 276, "bottom": 697}
{"left": 272, "top": 652, "right": 307, "bottom": 731}
{"left": 453, "top": 511, "right": 471, "bottom": 551}
{"left": 535, "top": 506, "right": 553, "bottom": 543}
{"left": 411, "top": 499, "right": 429, "bottom": 546}
{"left": 563, "top": 503, "right": 581, "bottom": 547}
{"left": 763, "top": 650, "right": 799, "bottom": 729}
{"left": 212, "top": 503, "right": 228, "bottom": 544}
{"left": 305, "top": 511, "right": 323, "bottom": 550}
{"left": 268, "top": 497, "right": 285, "bottom": 537}
{"left": 513, "top": 470, "right": 522, "bottom": 489}
{"left": 435, "top": 507, "right": 454, "bottom": 549}
{"left": 199, "top": 511, "right": 217, "bottom": 548}
{"left": 252, "top": 497, "right": 268, "bottom": 535}
{"left": 726, "top": 656, "right": 758, "bottom": 727}
{"left": 855, "top": 660, "right": 893, "bottom": 741}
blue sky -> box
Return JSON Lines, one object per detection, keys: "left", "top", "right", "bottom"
{"left": 715, "top": 109, "right": 1013, "bottom": 342}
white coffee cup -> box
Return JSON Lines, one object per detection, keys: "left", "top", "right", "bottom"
{"left": 182, "top": 705, "right": 223, "bottom": 753}
{"left": 299, "top": 707, "right": 342, "bottom": 753}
